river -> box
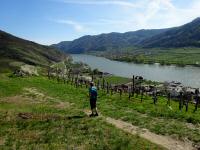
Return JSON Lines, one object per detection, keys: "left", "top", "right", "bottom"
{"left": 72, "top": 54, "right": 200, "bottom": 88}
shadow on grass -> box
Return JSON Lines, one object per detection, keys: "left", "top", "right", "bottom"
{"left": 17, "top": 112, "right": 87, "bottom": 121}
{"left": 66, "top": 115, "right": 86, "bottom": 120}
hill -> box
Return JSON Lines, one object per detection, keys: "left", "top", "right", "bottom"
{"left": 0, "top": 30, "right": 67, "bottom": 72}
{"left": 52, "top": 29, "right": 168, "bottom": 53}
{"left": 141, "top": 17, "right": 200, "bottom": 48}
{"left": 0, "top": 73, "right": 199, "bottom": 149}
{"left": 53, "top": 17, "right": 200, "bottom": 53}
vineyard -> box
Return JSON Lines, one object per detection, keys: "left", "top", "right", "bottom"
{"left": 0, "top": 62, "right": 199, "bottom": 149}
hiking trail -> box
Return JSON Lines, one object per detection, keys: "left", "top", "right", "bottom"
{"left": 84, "top": 110, "right": 195, "bottom": 150}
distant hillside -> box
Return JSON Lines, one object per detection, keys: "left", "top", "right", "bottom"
{"left": 53, "top": 17, "right": 200, "bottom": 53}
{"left": 0, "top": 30, "right": 67, "bottom": 72}
{"left": 141, "top": 17, "right": 200, "bottom": 48}
{"left": 52, "top": 29, "right": 168, "bottom": 53}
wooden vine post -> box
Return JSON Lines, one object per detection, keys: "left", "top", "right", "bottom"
{"left": 141, "top": 87, "right": 144, "bottom": 102}
{"left": 106, "top": 82, "right": 109, "bottom": 94}
{"left": 111, "top": 85, "right": 113, "bottom": 95}
{"left": 128, "top": 87, "right": 131, "bottom": 100}
{"left": 119, "top": 88, "right": 122, "bottom": 99}
{"left": 102, "top": 78, "right": 105, "bottom": 90}
{"left": 47, "top": 66, "right": 51, "bottom": 80}
{"left": 62, "top": 70, "right": 66, "bottom": 84}
{"left": 167, "top": 92, "right": 171, "bottom": 106}
{"left": 71, "top": 75, "right": 74, "bottom": 85}
{"left": 132, "top": 75, "right": 135, "bottom": 97}
{"left": 185, "top": 92, "right": 192, "bottom": 112}
{"left": 153, "top": 87, "right": 157, "bottom": 105}
{"left": 97, "top": 80, "right": 100, "bottom": 90}
{"left": 56, "top": 68, "right": 60, "bottom": 83}
{"left": 194, "top": 89, "right": 199, "bottom": 112}
{"left": 179, "top": 91, "right": 183, "bottom": 111}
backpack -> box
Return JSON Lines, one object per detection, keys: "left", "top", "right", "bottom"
{"left": 90, "top": 86, "right": 97, "bottom": 99}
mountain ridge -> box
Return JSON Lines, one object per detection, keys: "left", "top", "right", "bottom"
{"left": 52, "top": 29, "right": 169, "bottom": 53}
{"left": 53, "top": 17, "right": 200, "bottom": 53}
{"left": 141, "top": 17, "right": 200, "bottom": 48}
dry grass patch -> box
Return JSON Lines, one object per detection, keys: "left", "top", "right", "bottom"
{"left": 0, "top": 137, "right": 5, "bottom": 146}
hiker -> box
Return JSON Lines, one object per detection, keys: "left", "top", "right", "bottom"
{"left": 89, "top": 82, "right": 98, "bottom": 117}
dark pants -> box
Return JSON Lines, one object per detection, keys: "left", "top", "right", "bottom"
{"left": 195, "top": 97, "right": 199, "bottom": 111}
{"left": 90, "top": 98, "right": 97, "bottom": 110}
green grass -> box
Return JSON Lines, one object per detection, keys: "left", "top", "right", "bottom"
{"left": 99, "top": 94, "right": 200, "bottom": 143}
{"left": 101, "top": 76, "right": 132, "bottom": 84}
{"left": 0, "top": 101, "right": 160, "bottom": 150}
{"left": 0, "top": 74, "right": 200, "bottom": 148}
{"left": 98, "top": 75, "right": 160, "bottom": 87}
{"left": 96, "top": 47, "right": 200, "bottom": 66}
{"left": 0, "top": 74, "right": 164, "bottom": 150}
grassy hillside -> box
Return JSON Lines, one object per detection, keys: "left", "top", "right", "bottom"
{"left": 0, "top": 30, "right": 66, "bottom": 72}
{"left": 0, "top": 74, "right": 200, "bottom": 149}
{"left": 0, "top": 74, "right": 164, "bottom": 150}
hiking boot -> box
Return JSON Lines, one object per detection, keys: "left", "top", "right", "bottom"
{"left": 94, "top": 113, "right": 98, "bottom": 117}
{"left": 89, "top": 114, "right": 94, "bottom": 117}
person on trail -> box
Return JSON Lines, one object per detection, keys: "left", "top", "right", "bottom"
{"left": 89, "top": 82, "right": 98, "bottom": 117}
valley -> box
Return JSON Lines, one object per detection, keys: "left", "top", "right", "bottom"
{"left": 1, "top": 4, "right": 200, "bottom": 149}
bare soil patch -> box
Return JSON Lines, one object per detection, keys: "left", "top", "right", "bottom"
{"left": 84, "top": 109, "right": 196, "bottom": 150}
{"left": 0, "top": 138, "right": 5, "bottom": 146}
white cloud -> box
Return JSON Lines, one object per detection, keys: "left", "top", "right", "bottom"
{"left": 52, "top": 0, "right": 200, "bottom": 35}
{"left": 114, "top": 0, "right": 200, "bottom": 30}
{"left": 60, "top": 0, "right": 139, "bottom": 8}
{"left": 134, "top": 0, "right": 176, "bottom": 28}
{"left": 53, "top": 19, "right": 85, "bottom": 32}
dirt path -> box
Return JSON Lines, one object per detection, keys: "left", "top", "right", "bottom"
{"left": 84, "top": 110, "right": 195, "bottom": 150}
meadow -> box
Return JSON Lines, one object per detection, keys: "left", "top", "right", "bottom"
{"left": 0, "top": 74, "right": 200, "bottom": 149}
{"left": 0, "top": 74, "right": 164, "bottom": 149}
{"left": 95, "top": 48, "right": 200, "bottom": 66}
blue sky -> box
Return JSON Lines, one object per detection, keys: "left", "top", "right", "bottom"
{"left": 0, "top": 0, "right": 200, "bottom": 45}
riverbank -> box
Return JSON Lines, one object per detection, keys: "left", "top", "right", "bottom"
{"left": 87, "top": 47, "right": 200, "bottom": 67}
{"left": 72, "top": 54, "right": 200, "bottom": 88}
